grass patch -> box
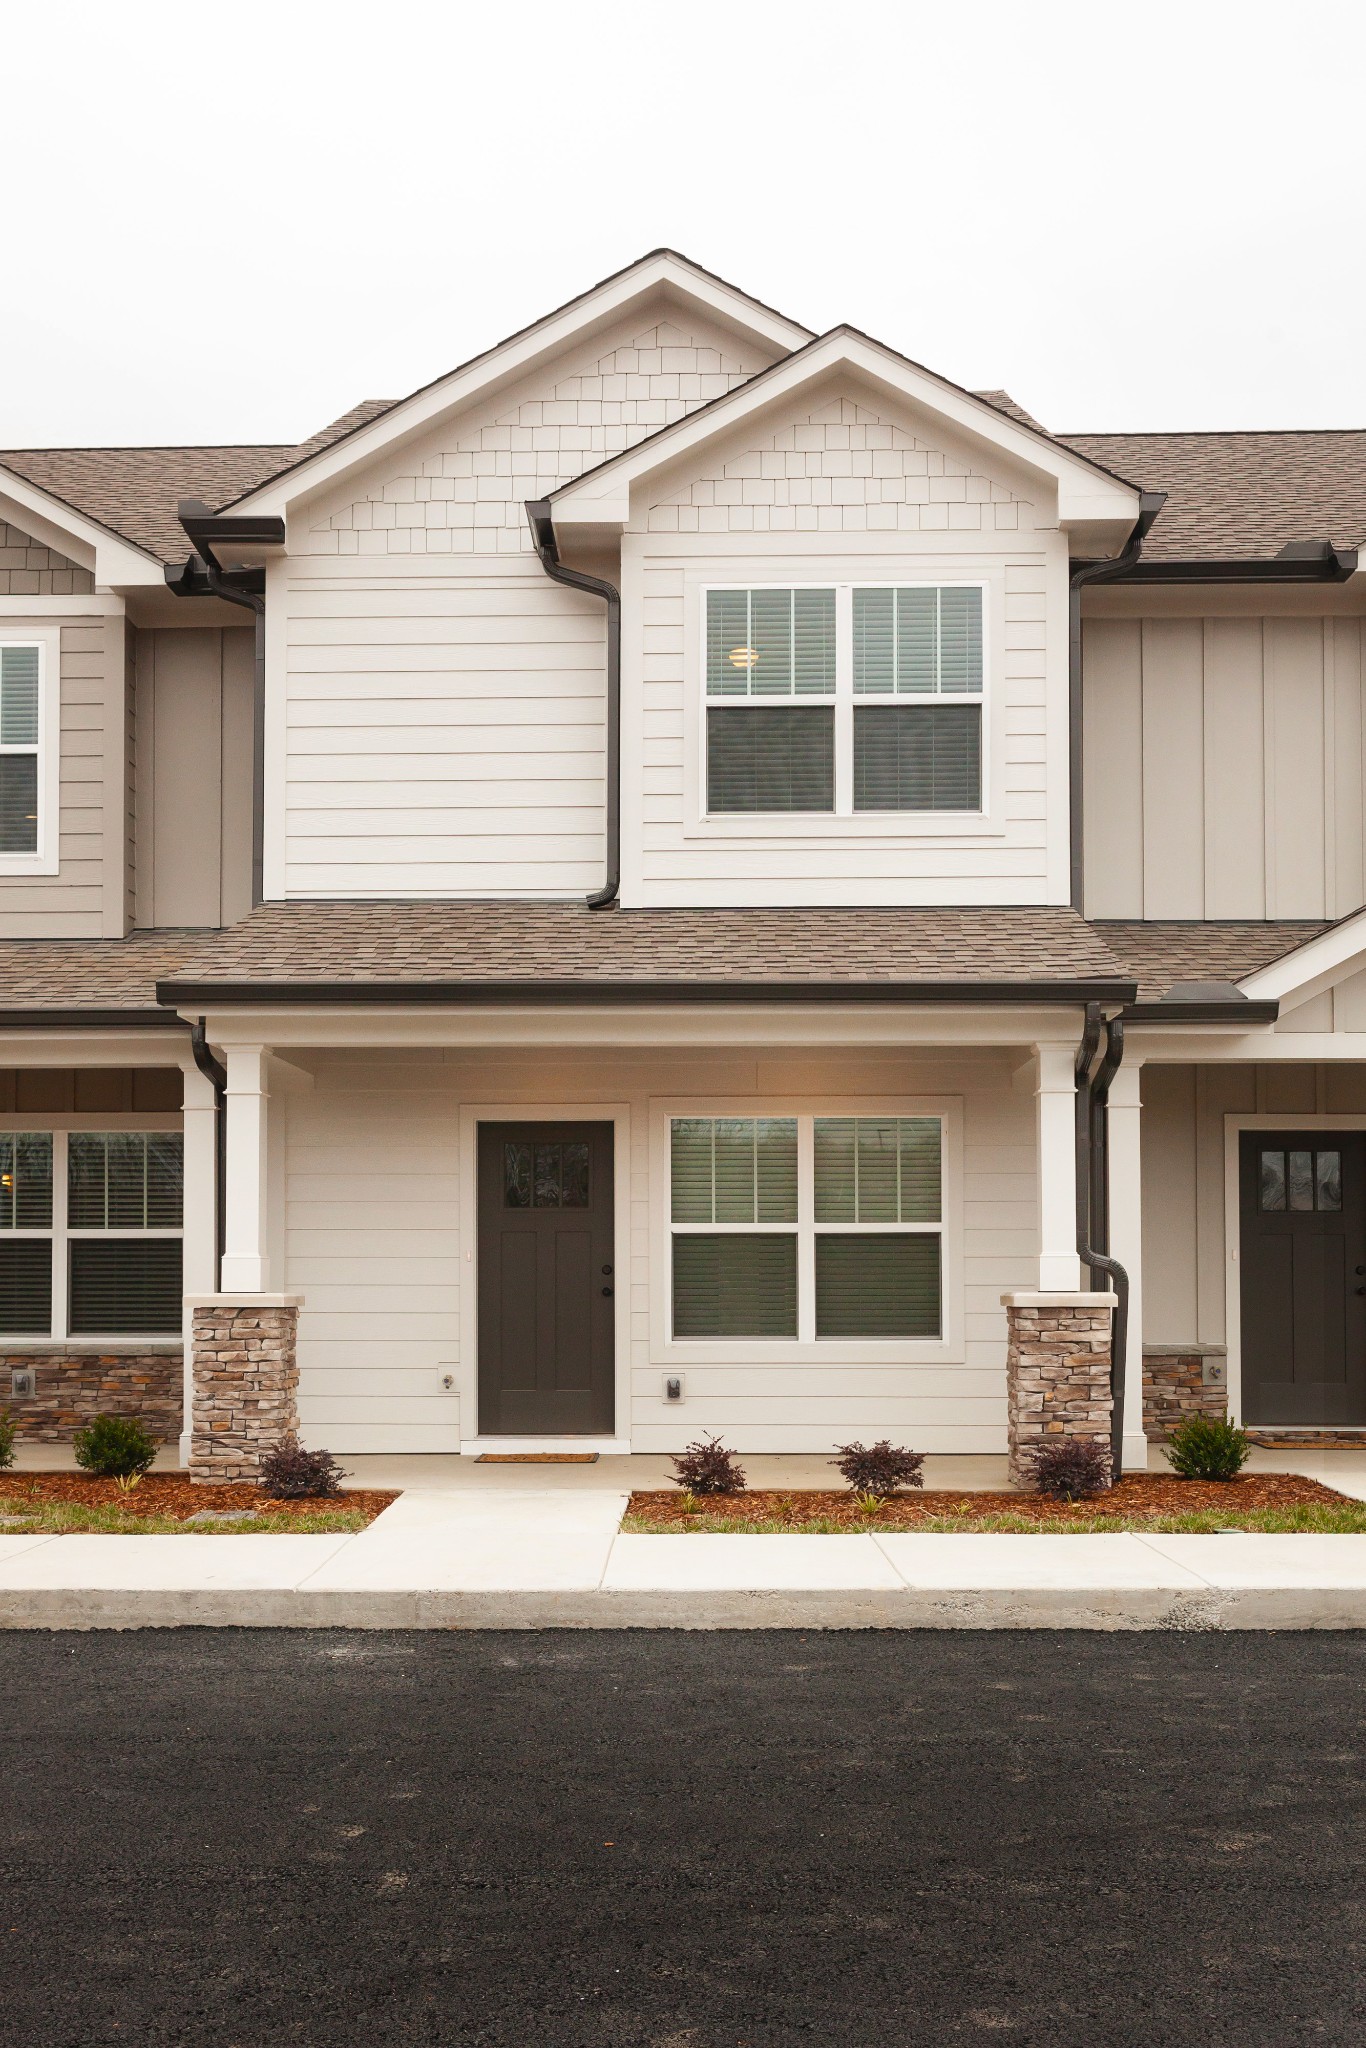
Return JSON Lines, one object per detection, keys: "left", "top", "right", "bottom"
{"left": 0, "top": 1497, "right": 371, "bottom": 1536}
{"left": 621, "top": 1501, "right": 1366, "bottom": 1536}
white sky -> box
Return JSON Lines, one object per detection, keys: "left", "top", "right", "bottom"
{"left": 6, "top": 0, "right": 1365, "bottom": 448}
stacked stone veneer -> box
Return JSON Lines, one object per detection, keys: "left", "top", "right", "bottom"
{"left": 1004, "top": 1296, "right": 1115, "bottom": 1488}
{"left": 2, "top": 1350, "right": 180, "bottom": 1443}
{"left": 189, "top": 1302, "right": 300, "bottom": 1483}
{"left": 1143, "top": 1349, "right": 1228, "bottom": 1442}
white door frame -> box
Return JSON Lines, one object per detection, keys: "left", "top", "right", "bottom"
{"left": 1223, "top": 1111, "right": 1366, "bottom": 1425}
{"left": 457, "top": 1101, "right": 632, "bottom": 1454}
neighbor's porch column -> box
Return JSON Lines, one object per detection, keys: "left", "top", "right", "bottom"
{"left": 1108, "top": 1059, "right": 1148, "bottom": 1472}
{"left": 1034, "top": 1040, "right": 1082, "bottom": 1292}
{"left": 221, "top": 1043, "right": 271, "bottom": 1292}
{"left": 179, "top": 1058, "right": 219, "bottom": 1466}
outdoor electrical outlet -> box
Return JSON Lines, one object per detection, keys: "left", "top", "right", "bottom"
{"left": 1202, "top": 1359, "right": 1227, "bottom": 1387}
{"left": 664, "top": 1375, "right": 684, "bottom": 1403}
{"left": 11, "top": 1368, "right": 36, "bottom": 1399}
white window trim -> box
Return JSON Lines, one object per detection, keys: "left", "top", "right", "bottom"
{"left": 0, "top": 628, "right": 60, "bottom": 876}
{"left": 650, "top": 1096, "right": 964, "bottom": 1365}
{"left": 0, "top": 1117, "right": 184, "bottom": 1344}
{"left": 685, "top": 575, "right": 1005, "bottom": 841}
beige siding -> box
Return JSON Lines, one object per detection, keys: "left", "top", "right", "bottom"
{"left": 1084, "top": 612, "right": 1366, "bottom": 919}
{"left": 284, "top": 1046, "right": 1035, "bottom": 1455}
{"left": 0, "top": 615, "right": 129, "bottom": 939}
{"left": 133, "top": 626, "right": 254, "bottom": 927}
{"left": 0, "top": 519, "right": 94, "bottom": 597}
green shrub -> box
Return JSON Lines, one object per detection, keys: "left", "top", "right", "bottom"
{"left": 0, "top": 1408, "right": 14, "bottom": 1471}
{"left": 1164, "top": 1412, "right": 1250, "bottom": 1482}
{"left": 72, "top": 1413, "right": 159, "bottom": 1480}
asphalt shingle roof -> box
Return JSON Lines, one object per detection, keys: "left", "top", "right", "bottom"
{"left": 1094, "top": 921, "right": 1331, "bottom": 1003}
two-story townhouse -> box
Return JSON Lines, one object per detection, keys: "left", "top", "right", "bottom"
{"left": 2, "top": 250, "right": 1364, "bottom": 1477}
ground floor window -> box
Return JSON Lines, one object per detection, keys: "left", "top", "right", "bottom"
{"left": 0, "top": 1128, "right": 184, "bottom": 1338}
{"left": 669, "top": 1114, "right": 943, "bottom": 1340}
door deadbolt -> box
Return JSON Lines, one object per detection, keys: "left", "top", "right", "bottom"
{"left": 601, "top": 1285, "right": 614, "bottom": 1297}
{"left": 601, "top": 1263, "right": 613, "bottom": 1276}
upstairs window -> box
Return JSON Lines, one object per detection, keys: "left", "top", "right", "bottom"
{"left": 703, "top": 585, "right": 984, "bottom": 818}
{"left": 0, "top": 644, "right": 42, "bottom": 855}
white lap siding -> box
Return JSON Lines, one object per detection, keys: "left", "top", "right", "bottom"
{"left": 283, "top": 1045, "right": 1037, "bottom": 1456}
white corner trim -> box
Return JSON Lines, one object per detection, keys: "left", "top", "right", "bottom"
{"left": 0, "top": 468, "right": 163, "bottom": 588}
{"left": 1240, "top": 908, "right": 1366, "bottom": 1009}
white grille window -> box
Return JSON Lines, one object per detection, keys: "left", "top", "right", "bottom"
{"left": 0, "top": 1129, "right": 183, "bottom": 1339}
{"left": 0, "top": 644, "right": 42, "bottom": 856}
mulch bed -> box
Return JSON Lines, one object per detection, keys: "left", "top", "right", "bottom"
{"left": 627, "top": 1472, "right": 1349, "bottom": 1528}
{"left": 0, "top": 1472, "right": 397, "bottom": 1524}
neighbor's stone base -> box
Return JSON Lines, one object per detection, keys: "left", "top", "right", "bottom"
{"left": 1144, "top": 1346, "right": 1227, "bottom": 1441}
{"left": 1003, "top": 1291, "right": 1116, "bottom": 1489}
{"left": 189, "top": 1295, "right": 301, "bottom": 1484}
{"left": 1, "top": 1348, "right": 181, "bottom": 1444}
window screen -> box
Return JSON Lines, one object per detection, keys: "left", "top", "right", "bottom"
{"left": 707, "top": 705, "right": 834, "bottom": 813}
{"left": 68, "top": 1133, "right": 183, "bottom": 1229}
{"left": 706, "top": 589, "right": 836, "bottom": 697}
{"left": 814, "top": 1118, "right": 941, "bottom": 1222}
{"left": 672, "top": 1234, "right": 798, "bottom": 1338}
{"left": 69, "top": 1239, "right": 183, "bottom": 1336}
{"left": 0, "top": 1133, "right": 53, "bottom": 1229}
{"left": 671, "top": 1119, "right": 798, "bottom": 1223}
{"left": 852, "top": 587, "right": 982, "bottom": 694}
{"left": 853, "top": 703, "right": 981, "bottom": 812}
{"left": 815, "top": 1234, "right": 941, "bottom": 1338}
{"left": 0, "top": 644, "right": 41, "bottom": 854}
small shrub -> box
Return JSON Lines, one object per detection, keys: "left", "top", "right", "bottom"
{"left": 1164, "top": 1412, "right": 1251, "bottom": 1482}
{"left": 72, "top": 1414, "right": 158, "bottom": 1481}
{"left": 831, "top": 1440, "right": 925, "bottom": 1499}
{"left": 0, "top": 1409, "right": 14, "bottom": 1472}
{"left": 258, "top": 1435, "right": 346, "bottom": 1500}
{"left": 668, "top": 1435, "right": 747, "bottom": 1496}
{"left": 1021, "top": 1435, "right": 1111, "bottom": 1501}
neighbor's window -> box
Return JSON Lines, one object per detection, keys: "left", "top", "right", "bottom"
{"left": 669, "top": 1114, "right": 943, "bottom": 1341}
{"left": 0, "top": 643, "right": 42, "bottom": 855}
{"left": 0, "top": 1129, "right": 184, "bottom": 1339}
{"left": 703, "top": 585, "right": 983, "bottom": 817}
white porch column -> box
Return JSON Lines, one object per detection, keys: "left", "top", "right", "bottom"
{"left": 1034, "top": 1040, "right": 1081, "bottom": 1292}
{"left": 221, "top": 1044, "right": 272, "bottom": 1292}
{"left": 1108, "top": 1060, "right": 1149, "bottom": 1472}
{"left": 179, "top": 1060, "right": 219, "bottom": 1464}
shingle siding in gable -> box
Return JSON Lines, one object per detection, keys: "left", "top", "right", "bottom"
{"left": 0, "top": 519, "right": 95, "bottom": 596}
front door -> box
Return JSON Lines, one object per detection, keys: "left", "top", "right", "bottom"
{"left": 477, "top": 1122, "right": 615, "bottom": 1435}
{"left": 1239, "top": 1131, "right": 1366, "bottom": 1425}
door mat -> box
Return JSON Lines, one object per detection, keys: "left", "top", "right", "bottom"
{"left": 476, "top": 1453, "right": 601, "bottom": 1464}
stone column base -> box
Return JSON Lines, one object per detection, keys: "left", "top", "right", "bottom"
{"left": 1002, "top": 1291, "right": 1116, "bottom": 1489}
{"left": 187, "top": 1293, "right": 302, "bottom": 1484}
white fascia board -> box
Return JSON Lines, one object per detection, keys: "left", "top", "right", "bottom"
{"left": 228, "top": 254, "right": 814, "bottom": 521}
{"left": 550, "top": 330, "right": 1141, "bottom": 533}
{"left": 1239, "top": 908, "right": 1366, "bottom": 1008}
{"left": 0, "top": 467, "right": 164, "bottom": 588}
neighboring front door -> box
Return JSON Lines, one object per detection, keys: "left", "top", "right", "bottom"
{"left": 477, "top": 1122, "right": 615, "bottom": 1434}
{"left": 1239, "top": 1132, "right": 1366, "bottom": 1425}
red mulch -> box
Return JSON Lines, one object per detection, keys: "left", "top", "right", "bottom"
{"left": 627, "top": 1472, "right": 1349, "bottom": 1528}
{"left": 0, "top": 1472, "right": 397, "bottom": 1523}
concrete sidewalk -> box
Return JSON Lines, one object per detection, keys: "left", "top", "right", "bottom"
{"left": 4, "top": 1480, "right": 1366, "bottom": 1629}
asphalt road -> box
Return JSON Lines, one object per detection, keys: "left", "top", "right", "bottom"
{"left": 4, "top": 1629, "right": 1366, "bottom": 2047}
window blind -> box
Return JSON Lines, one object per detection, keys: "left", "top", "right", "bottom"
{"left": 0, "top": 1239, "right": 52, "bottom": 1335}
{"left": 672, "top": 1233, "right": 798, "bottom": 1338}
{"left": 0, "top": 756, "right": 38, "bottom": 854}
{"left": 0, "top": 645, "right": 39, "bottom": 742}
{"left": 68, "top": 1133, "right": 184, "bottom": 1229}
{"left": 0, "top": 1133, "right": 53, "bottom": 1229}
{"left": 852, "top": 587, "right": 982, "bottom": 695}
{"left": 672, "top": 1118, "right": 798, "bottom": 1223}
{"left": 69, "top": 1238, "right": 183, "bottom": 1336}
{"left": 708, "top": 705, "right": 835, "bottom": 813}
{"left": 815, "top": 1234, "right": 941, "bottom": 1338}
{"left": 814, "top": 1118, "right": 941, "bottom": 1223}
{"left": 853, "top": 703, "right": 981, "bottom": 812}
{"left": 706, "top": 589, "right": 836, "bottom": 698}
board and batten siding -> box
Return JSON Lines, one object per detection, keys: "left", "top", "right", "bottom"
{"left": 133, "top": 626, "right": 254, "bottom": 928}
{"left": 273, "top": 314, "right": 773, "bottom": 899}
{"left": 1083, "top": 610, "right": 1366, "bottom": 919}
{"left": 621, "top": 398, "right": 1067, "bottom": 907}
{"left": 0, "top": 612, "right": 128, "bottom": 939}
{"left": 283, "top": 1046, "right": 1036, "bottom": 1455}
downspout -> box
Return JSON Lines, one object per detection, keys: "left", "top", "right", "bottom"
{"left": 526, "top": 499, "right": 621, "bottom": 908}
{"left": 1069, "top": 492, "right": 1166, "bottom": 909}
{"left": 1075, "top": 1001, "right": 1130, "bottom": 1480}
{"left": 189, "top": 1017, "right": 227, "bottom": 1291}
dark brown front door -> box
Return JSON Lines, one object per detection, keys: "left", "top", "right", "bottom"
{"left": 1239, "top": 1132, "right": 1366, "bottom": 1425}
{"left": 477, "top": 1122, "right": 615, "bottom": 1435}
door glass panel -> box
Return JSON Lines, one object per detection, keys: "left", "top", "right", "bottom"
{"left": 561, "top": 1143, "right": 590, "bottom": 1208}
{"left": 1288, "top": 1150, "right": 1314, "bottom": 1211}
{"left": 1259, "top": 1150, "right": 1286, "bottom": 1211}
{"left": 1316, "top": 1150, "right": 1343, "bottom": 1212}
{"left": 533, "top": 1144, "right": 561, "bottom": 1209}
{"left": 504, "top": 1143, "right": 531, "bottom": 1209}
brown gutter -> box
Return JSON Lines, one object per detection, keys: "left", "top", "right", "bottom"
{"left": 156, "top": 977, "right": 1139, "bottom": 1009}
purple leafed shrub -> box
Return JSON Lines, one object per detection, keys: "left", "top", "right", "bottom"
{"left": 830, "top": 1440, "right": 926, "bottom": 1499}
{"left": 1020, "top": 1435, "right": 1111, "bottom": 1501}
{"left": 669, "top": 1435, "right": 747, "bottom": 1496}
{"left": 258, "top": 1435, "right": 346, "bottom": 1500}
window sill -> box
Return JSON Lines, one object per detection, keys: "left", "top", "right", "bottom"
{"left": 0, "top": 1337, "right": 184, "bottom": 1353}
{"left": 684, "top": 811, "right": 1004, "bottom": 841}
{"left": 0, "top": 854, "right": 59, "bottom": 876}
